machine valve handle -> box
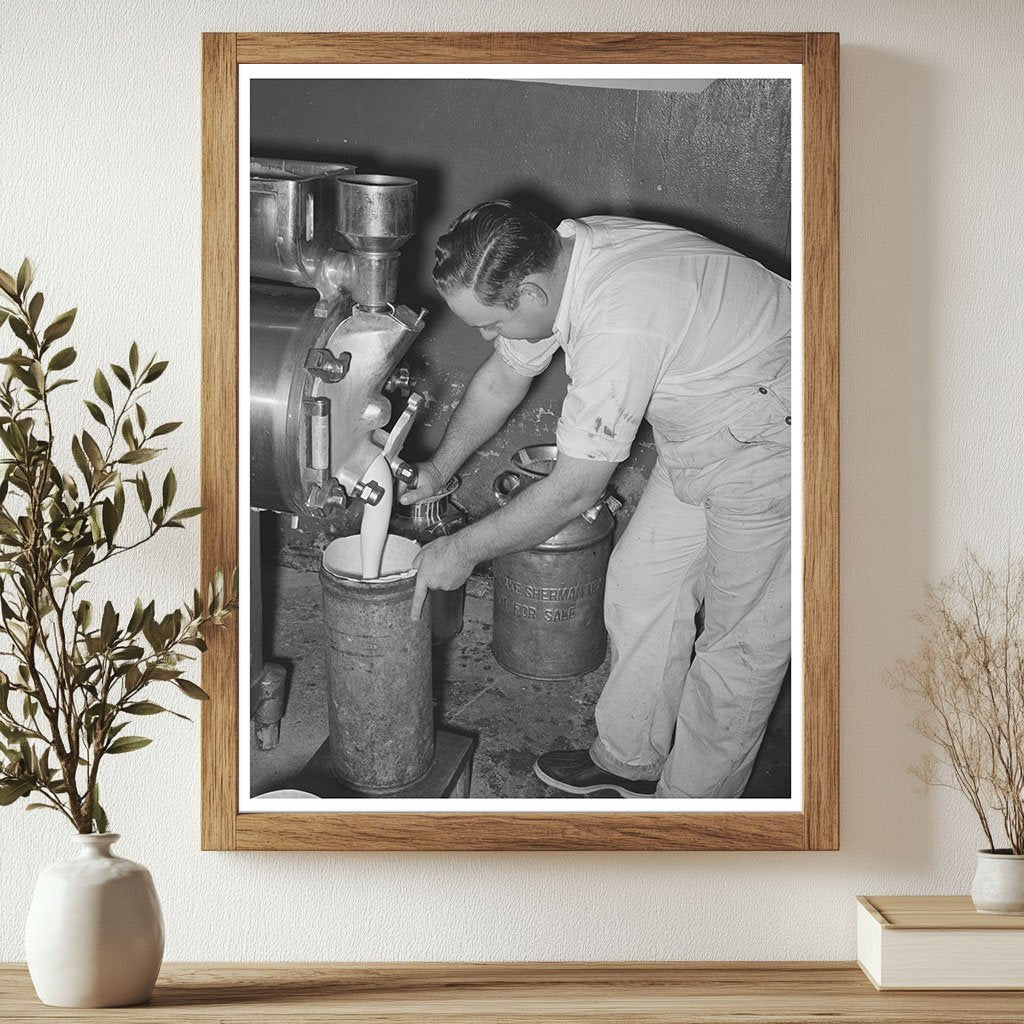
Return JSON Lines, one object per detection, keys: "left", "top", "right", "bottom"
{"left": 380, "top": 392, "right": 423, "bottom": 469}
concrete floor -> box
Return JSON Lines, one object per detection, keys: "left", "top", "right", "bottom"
{"left": 250, "top": 565, "right": 791, "bottom": 800}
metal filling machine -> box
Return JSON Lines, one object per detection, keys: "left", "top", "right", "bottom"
{"left": 248, "top": 158, "right": 423, "bottom": 747}
{"left": 247, "top": 158, "right": 476, "bottom": 798}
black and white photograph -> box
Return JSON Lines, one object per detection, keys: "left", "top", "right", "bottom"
{"left": 241, "top": 64, "right": 801, "bottom": 812}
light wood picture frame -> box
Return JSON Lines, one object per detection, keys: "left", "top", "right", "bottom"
{"left": 201, "top": 32, "right": 839, "bottom": 851}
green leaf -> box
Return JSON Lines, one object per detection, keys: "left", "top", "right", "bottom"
{"left": 126, "top": 598, "right": 146, "bottom": 635}
{"left": 91, "top": 785, "right": 108, "bottom": 834}
{"left": 142, "top": 361, "right": 168, "bottom": 383}
{"left": 176, "top": 679, "right": 210, "bottom": 701}
{"left": 121, "top": 418, "right": 137, "bottom": 449}
{"left": 168, "top": 507, "right": 202, "bottom": 524}
{"left": 124, "top": 701, "right": 170, "bottom": 716}
{"left": 16, "top": 258, "right": 34, "bottom": 298}
{"left": 129, "top": 342, "right": 139, "bottom": 375}
{"left": 83, "top": 400, "right": 106, "bottom": 428}
{"left": 81, "top": 431, "right": 105, "bottom": 472}
{"left": 118, "top": 448, "right": 157, "bottom": 465}
{"left": 93, "top": 369, "right": 113, "bottom": 409}
{"left": 100, "top": 601, "right": 117, "bottom": 647}
{"left": 27, "top": 292, "right": 43, "bottom": 328}
{"left": 150, "top": 421, "right": 182, "bottom": 438}
{"left": 136, "top": 473, "right": 152, "bottom": 513}
{"left": 105, "top": 736, "right": 152, "bottom": 755}
{"left": 101, "top": 498, "right": 117, "bottom": 547}
{"left": 162, "top": 468, "right": 176, "bottom": 508}
{"left": 0, "top": 779, "right": 33, "bottom": 805}
{"left": 0, "top": 269, "right": 18, "bottom": 300}
{"left": 76, "top": 599, "right": 93, "bottom": 631}
{"left": 147, "top": 667, "right": 181, "bottom": 680}
{"left": 71, "top": 435, "right": 92, "bottom": 482}
{"left": 110, "top": 363, "right": 131, "bottom": 389}
{"left": 9, "top": 317, "right": 32, "bottom": 345}
{"left": 114, "top": 475, "right": 125, "bottom": 520}
{"left": 0, "top": 722, "right": 28, "bottom": 743}
{"left": 26, "top": 803, "right": 61, "bottom": 813}
{"left": 42, "top": 308, "right": 77, "bottom": 343}
{"left": 47, "top": 346, "right": 76, "bottom": 372}
{"left": 136, "top": 404, "right": 147, "bottom": 432}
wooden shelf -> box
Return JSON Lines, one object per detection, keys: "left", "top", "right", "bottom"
{"left": 3, "top": 962, "right": 1024, "bottom": 1022}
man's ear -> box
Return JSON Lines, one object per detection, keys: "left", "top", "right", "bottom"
{"left": 516, "top": 279, "right": 550, "bottom": 307}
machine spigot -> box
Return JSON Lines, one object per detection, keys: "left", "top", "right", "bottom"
{"left": 392, "top": 461, "right": 418, "bottom": 487}
{"left": 355, "top": 480, "right": 386, "bottom": 506}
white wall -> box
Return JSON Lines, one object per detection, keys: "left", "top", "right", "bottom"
{"left": 2, "top": 0, "right": 1022, "bottom": 962}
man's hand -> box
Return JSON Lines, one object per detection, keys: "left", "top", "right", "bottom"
{"left": 398, "top": 459, "right": 445, "bottom": 506}
{"left": 410, "top": 535, "right": 476, "bottom": 621}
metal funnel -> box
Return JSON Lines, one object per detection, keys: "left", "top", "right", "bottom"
{"left": 336, "top": 174, "right": 417, "bottom": 253}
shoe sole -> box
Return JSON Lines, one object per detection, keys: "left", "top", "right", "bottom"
{"left": 533, "top": 762, "right": 655, "bottom": 799}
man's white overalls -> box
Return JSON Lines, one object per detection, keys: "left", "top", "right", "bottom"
{"left": 498, "top": 217, "right": 792, "bottom": 799}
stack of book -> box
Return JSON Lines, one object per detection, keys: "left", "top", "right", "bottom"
{"left": 857, "top": 895, "right": 1024, "bottom": 990}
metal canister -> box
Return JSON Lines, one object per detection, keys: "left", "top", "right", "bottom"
{"left": 393, "top": 477, "right": 468, "bottom": 645}
{"left": 320, "top": 534, "right": 433, "bottom": 793}
{"left": 491, "top": 446, "right": 619, "bottom": 680}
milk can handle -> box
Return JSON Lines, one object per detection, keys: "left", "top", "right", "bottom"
{"left": 493, "top": 470, "right": 522, "bottom": 506}
{"left": 581, "top": 492, "right": 623, "bottom": 523}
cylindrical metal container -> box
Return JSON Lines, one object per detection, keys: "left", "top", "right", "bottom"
{"left": 393, "top": 478, "right": 468, "bottom": 645}
{"left": 491, "top": 448, "right": 617, "bottom": 680}
{"left": 320, "top": 534, "right": 434, "bottom": 793}
{"left": 336, "top": 174, "right": 417, "bottom": 253}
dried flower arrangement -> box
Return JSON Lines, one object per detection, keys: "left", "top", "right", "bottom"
{"left": 895, "top": 551, "right": 1024, "bottom": 854}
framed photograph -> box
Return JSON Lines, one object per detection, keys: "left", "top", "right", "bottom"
{"left": 201, "top": 32, "right": 838, "bottom": 851}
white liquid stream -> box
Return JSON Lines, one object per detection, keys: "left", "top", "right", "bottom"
{"left": 359, "top": 453, "right": 394, "bottom": 580}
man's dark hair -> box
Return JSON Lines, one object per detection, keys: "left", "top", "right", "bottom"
{"left": 432, "top": 200, "right": 560, "bottom": 309}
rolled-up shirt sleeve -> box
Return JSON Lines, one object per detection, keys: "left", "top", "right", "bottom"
{"left": 556, "top": 330, "right": 661, "bottom": 463}
{"left": 494, "top": 333, "right": 560, "bottom": 377}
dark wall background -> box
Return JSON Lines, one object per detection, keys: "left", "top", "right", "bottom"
{"left": 251, "top": 77, "right": 791, "bottom": 553}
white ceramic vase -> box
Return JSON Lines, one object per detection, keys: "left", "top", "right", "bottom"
{"left": 25, "top": 833, "right": 164, "bottom": 1007}
{"left": 970, "top": 849, "right": 1024, "bottom": 915}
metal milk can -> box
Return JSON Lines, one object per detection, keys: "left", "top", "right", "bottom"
{"left": 320, "top": 534, "right": 433, "bottom": 793}
{"left": 491, "top": 445, "right": 620, "bottom": 680}
{"left": 393, "top": 476, "right": 469, "bottom": 645}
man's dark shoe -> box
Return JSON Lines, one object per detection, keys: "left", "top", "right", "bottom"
{"left": 534, "top": 749, "right": 658, "bottom": 798}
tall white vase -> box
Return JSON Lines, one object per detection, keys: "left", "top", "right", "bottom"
{"left": 25, "top": 833, "right": 164, "bottom": 1007}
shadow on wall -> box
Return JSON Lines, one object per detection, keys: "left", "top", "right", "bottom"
{"left": 251, "top": 75, "right": 790, "bottom": 531}
{"left": 837, "top": 48, "right": 936, "bottom": 870}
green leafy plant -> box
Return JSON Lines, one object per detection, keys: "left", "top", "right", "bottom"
{"left": 0, "top": 259, "right": 236, "bottom": 833}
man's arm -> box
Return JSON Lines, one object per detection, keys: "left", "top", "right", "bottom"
{"left": 400, "top": 351, "right": 532, "bottom": 504}
{"left": 411, "top": 453, "right": 617, "bottom": 619}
